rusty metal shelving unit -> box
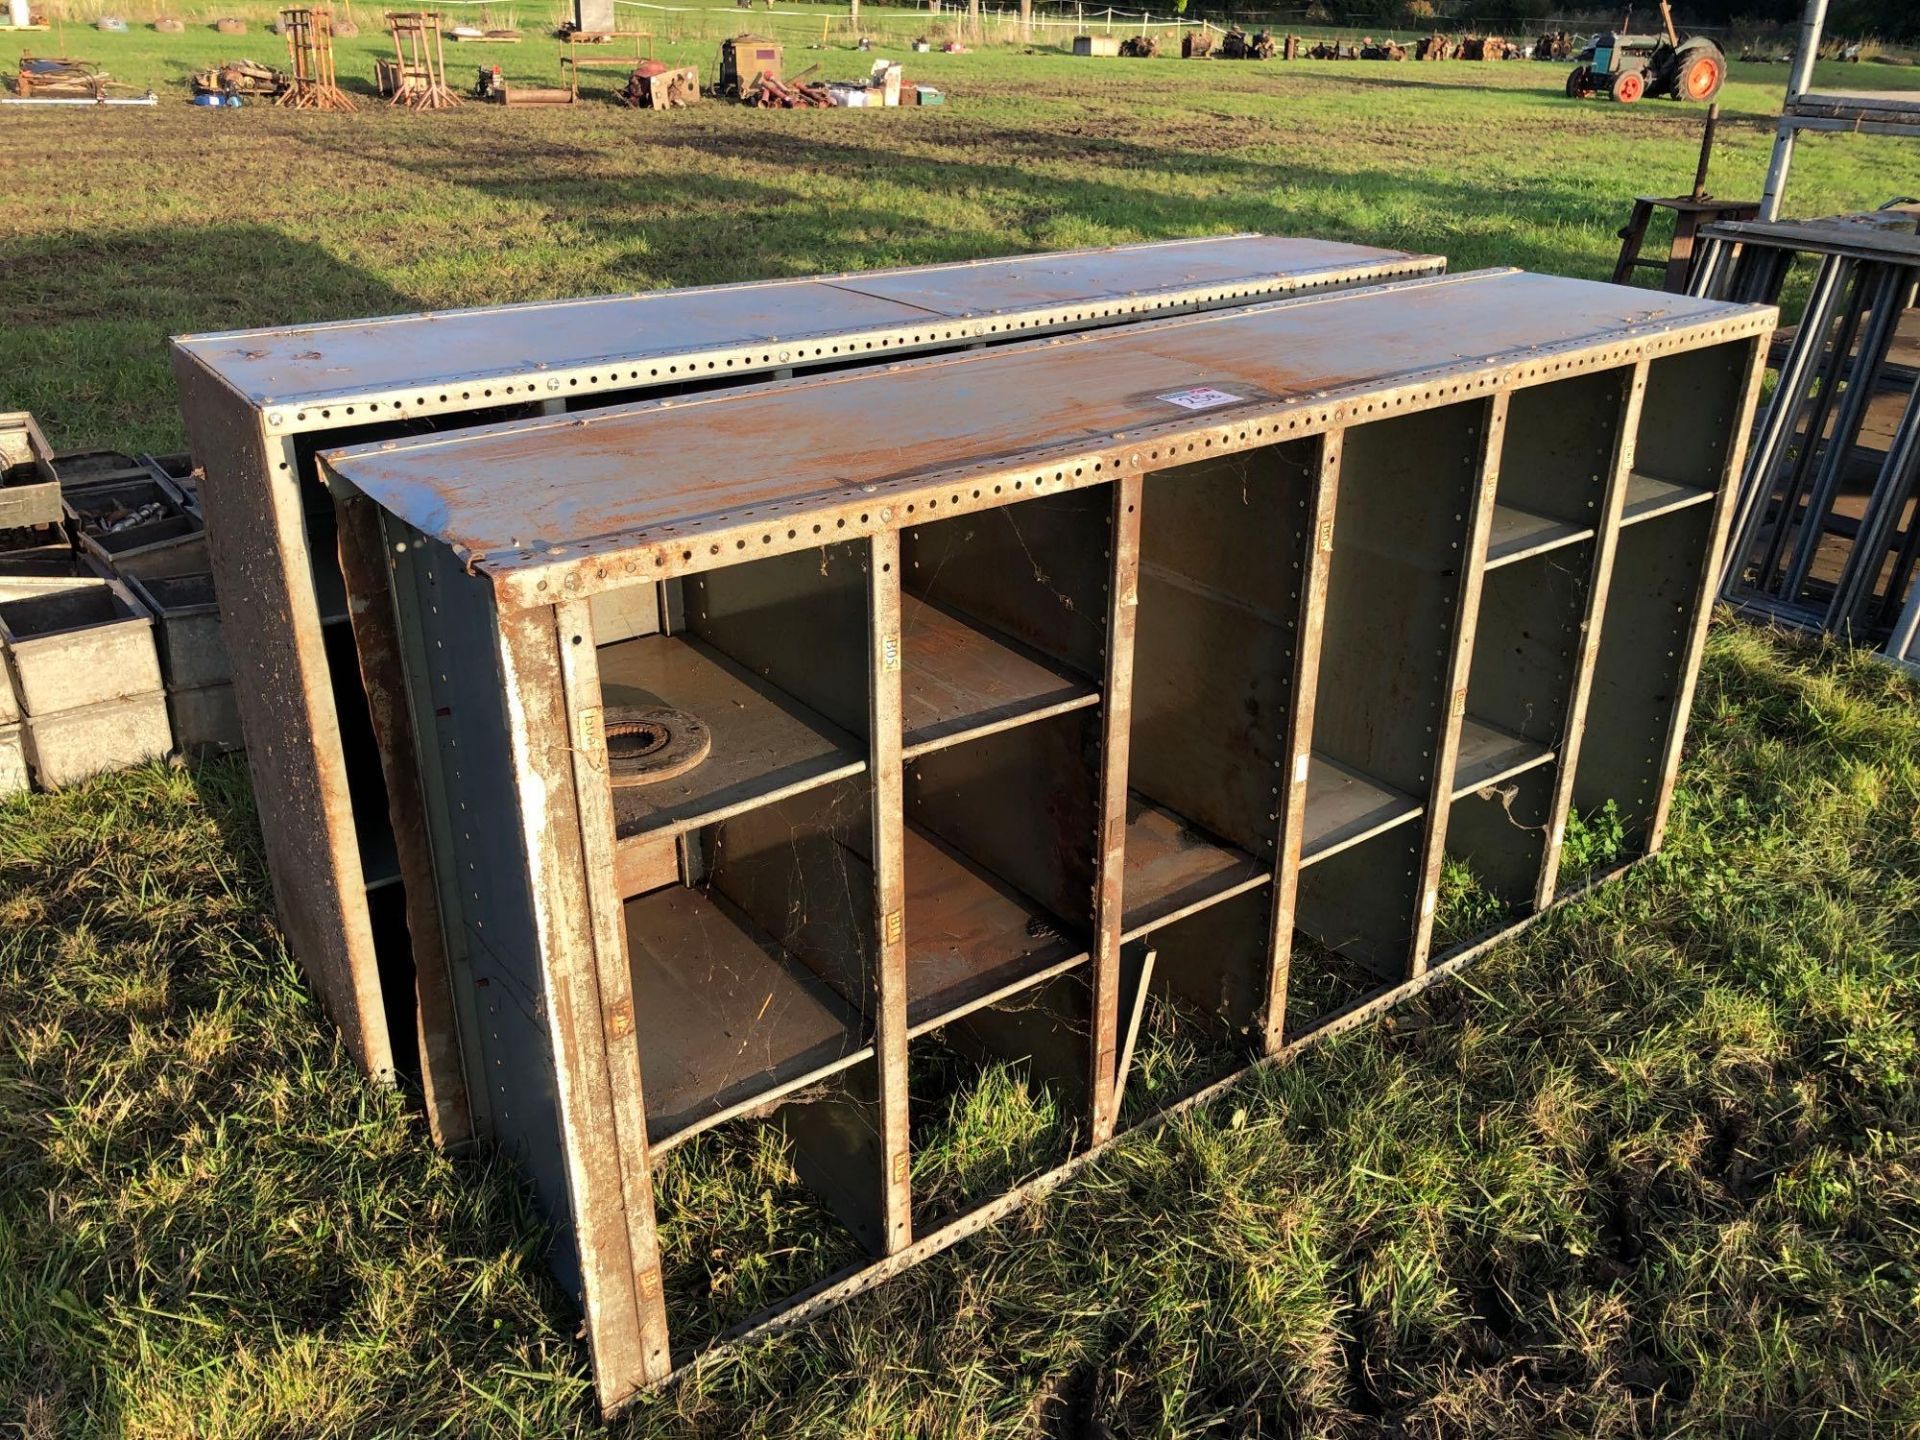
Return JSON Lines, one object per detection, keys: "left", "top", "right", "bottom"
{"left": 320, "top": 268, "right": 1770, "bottom": 1412}
{"left": 169, "top": 235, "right": 1448, "bottom": 1144}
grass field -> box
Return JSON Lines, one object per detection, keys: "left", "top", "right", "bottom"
{"left": 5, "top": 21, "right": 1920, "bottom": 1436}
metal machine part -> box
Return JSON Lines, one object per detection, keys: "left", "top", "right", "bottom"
{"left": 320, "top": 268, "right": 1771, "bottom": 1411}
{"left": 169, "top": 234, "right": 1449, "bottom": 1147}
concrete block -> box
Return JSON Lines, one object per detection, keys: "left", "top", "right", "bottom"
{"left": 24, "top": 689, "right": 171, "bottom": 788}
{"left": 168, "top": 681, "right": 243, "bottom": 754}
{"left": 0, "top": 575, "right": 162, "bottom": 715}
{"left": 0, "top": 722, "right": 27, "bottom": 797}
{"left": 129, "top": 572, "right": 230, "bottom": 689}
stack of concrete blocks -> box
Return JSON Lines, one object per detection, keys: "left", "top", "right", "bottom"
{"left": 0, "top": 554, "right": 170, "bottom": 791}
{"left": 129, "top": 572, "right": 239, "bottom": 753}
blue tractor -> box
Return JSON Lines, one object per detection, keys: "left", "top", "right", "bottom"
{"left": 1565, "top": 2, "right": 1727, "bottom": 104}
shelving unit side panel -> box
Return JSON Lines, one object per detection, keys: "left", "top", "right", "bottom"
{"left": 1537, "top": 361, "right": 1648, "bottom": 909}
{"left": 168, "top": 355, "right": 394, "bottom": 1081}
{"left": 1089, "top": 475, "right": 1142, "bottom": 1145}
{"left": 334, "top": 491, "right": 470, "bottom": 1147}
{"left": 901, "top": 486, "right": 1113, "bottom": 681}
{"left": 495, "top": 599, "right": 669, "bottom": 1403}
{"left": 1499, "top": 368, "right": 1631, "bottom": 525}
{"left": 1311, "top": 404, "right": 1488, "bottom": 797}
{"left": 1130, "top": 447, "right": 1313, "bottom": 858}
{"left": 1406, "top": 393, "right": 1508, "bottom": 976}
{"left": 556, "top": 596, "right": 675, "bottom": 1378}
{"left": 905, "top": 712, "right": 1100, "bottom": 937}
{"left": 687, "top": 542, "right": 872, "bottom": 740}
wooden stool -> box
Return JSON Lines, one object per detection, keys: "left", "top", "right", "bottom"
{"left": 1613, "top": 195, "right": 1760, "bottom": 292}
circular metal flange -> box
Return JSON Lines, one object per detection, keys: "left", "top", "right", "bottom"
{"left": 605, "top": 705, "right": 711, "bottom": 787}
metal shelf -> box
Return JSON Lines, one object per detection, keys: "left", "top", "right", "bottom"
{"left": 1485, "top": 503, "right": 1595, "bottom": 569}
{"left": 900, "top": 592, "right": 1098, "bottom": 760}
{"left": 1620, "top": 471, "right": 1714, "bottom": 527}
{"left": 603, "top": 634, "right": 866, "bottom": 844}
{"left": 1451, "top": 715, "right": 1554, "bottom": 796}
{"left": 1301, "top": 754, "right": 1422, "bottom": 863}
{"left": 1119, "top": 795, "right": 1268, "bottom": 942}
{"left": 903, "top": 826, "right": 1087, "bottom": 1036}
{"left": 627, "top": 885, "right": 870, "bottom": 1150}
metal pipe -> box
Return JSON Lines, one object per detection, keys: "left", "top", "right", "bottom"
{"left": 1754, "top": 263, "right": 1873, "bottom": 591}
{"left": 1785, "top": 267, "right": 1907, "bottom": 605}
{"left": 1759, "top": 0, "right": 1828, "bottom": 221}
{"left": 1720, "top": 254, "right": 1849, "bottom": 595}
{"left": 1827, "top": 364, "right": 1920, "bottom": 630}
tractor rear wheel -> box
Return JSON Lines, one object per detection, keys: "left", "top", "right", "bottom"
{"left": 1676, "top": 49, "right": 1725, "bottom": 101}
{"left": 1611, "top": 68, "right": 1645, "bottom": 103}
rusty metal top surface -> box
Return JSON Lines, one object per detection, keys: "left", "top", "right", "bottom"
{"left": 324, "top": 268, "right": 1773, "bottom": 604}
{"left": 1699, "top": 214, "right": 1920, "bottom": 262}
{"left": 170, "top": 234, "right": 1443, "bottom": 419}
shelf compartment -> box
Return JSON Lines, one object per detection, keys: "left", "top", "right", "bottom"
{"left": 1301, "top": 753, "right": 1422, "bottom": 864}
{"left": 1452, "top": 714, "right": 1554, "bottom": 796}
{"left": 903, "top": 826, "right": 1087, "bottom": 1036}
{"left": 604, "top": 633, "right": 866, "bottom": 844}
{"left": 899, "top": 592, "right": 1098, "bottom": 759}
{"left": 628, "top": 884, "right": 870, "bottom": 1150}
{"left": 1484, "top": 504, "right": 1595, "bottom": 569}
{"left": 1620, "top": 471, "right": 1714, "bottom": 527}
{"left": 1119, "top": 794, "right": 1268, "bottom": 942}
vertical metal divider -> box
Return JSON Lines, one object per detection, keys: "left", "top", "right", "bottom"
{"left": 1408, "top": 393, "right": 1508, "bottom": 978}
{"left": 500, "top": 601, "right": 670, "bottom": 1403}
{"left": 1090, "top": 476, "right": 1144, "bottom": 1147}
{"left": 1648, "top": 336, "right": 1773, "bottom": 852}
{"left": 1536, "top": 362, "right": 1650, "bottom": 910}
{"left": 1261, "top": 430, "right": 1344, "bottom": 1055}
{"left": 866, "top": 530, "right": 914, "bottom": 1253}
{"left": 331, "top": 486, "right": 474, "bottom": 1147}
{"left": 375, "top": 512, "right": 496, "bottom": 1143}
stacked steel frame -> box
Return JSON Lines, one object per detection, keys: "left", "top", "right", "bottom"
{"left": 1692, "top": 210, "right": 1920, "bottom": 670}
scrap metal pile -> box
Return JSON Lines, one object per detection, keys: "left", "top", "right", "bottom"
{"left": 1118, "top": 34, "right": 1158, "bottom": 58}
{"left": 15, "top": 54, "right": 115, "bottom": 98}
{"left": 193, "top": 58, "right": 287, "bottom": 99}
{"left": 1220, "top": 27, "right": 1276, "bottom": 59}
{"left": 622, "top": 58, "right": 698, "bottom": 108}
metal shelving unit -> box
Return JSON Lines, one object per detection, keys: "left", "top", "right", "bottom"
{"left": 169, "top": 234, "right": 1448, "bottom": 1143}
{"left": 319, "top": 267, "right": 1769, "bottom": 1413}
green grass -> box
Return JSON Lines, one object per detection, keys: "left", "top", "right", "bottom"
{"left": 5, "top": 624, "right": 1918, "bottom": 1435}
{"left": 5, "top": 31, "right": 1920, "bottom": 1435}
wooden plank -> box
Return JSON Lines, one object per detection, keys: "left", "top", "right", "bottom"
{"left": 602, "top": 634, "right": 865, "bottom": 842}
{"left": 626, "top": 884, "right": 867, "bottom": 1146}
{"left": 899, "top": 591, "right": 1096, "bottom": 758}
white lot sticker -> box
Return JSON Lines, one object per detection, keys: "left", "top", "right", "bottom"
{"left": 1158, "top": 386, "right": 1245, "bottom": 411}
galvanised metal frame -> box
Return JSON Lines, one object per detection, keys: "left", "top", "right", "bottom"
{"left": 1692, "top": 213, "right": 1920, "bottom": 666}
{"left": 321, "top": 268, "right": 1771, "bottom": 1413}
{"left": 167, "top": 235, "right": 1447, "bottom": 1144}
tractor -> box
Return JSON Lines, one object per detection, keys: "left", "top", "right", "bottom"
{"left": 1565, "top": 1, "right": 1725, "bottom": 104}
